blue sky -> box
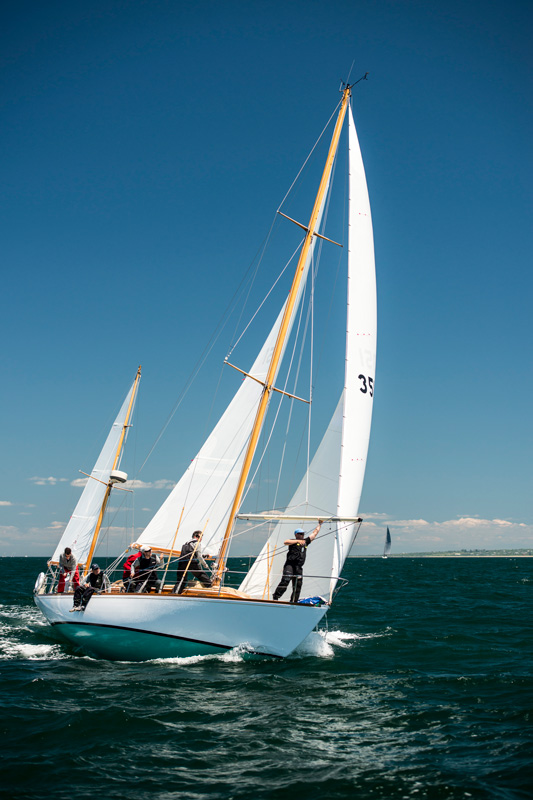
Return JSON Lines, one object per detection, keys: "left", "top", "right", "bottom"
{"left": 1, "top": 0, "right": 531, "bottom": 557}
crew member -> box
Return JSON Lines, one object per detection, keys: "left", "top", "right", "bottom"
{"left": 173, "top": 531, "right": 212, "bottom": 594}
{"left": 57, "top": 547, "right": 80, "bottom": 593}
{"left": 122, "top": 550, "right": 141, "bottom": 591}
{"left": 70, "top": 563, "right": 109, "bottom": 611}
{"left": 131, "top": 545, "right": 163, "bottom": 593}
{"left": 272, "top": 521, "right": 322, "bottom": 603}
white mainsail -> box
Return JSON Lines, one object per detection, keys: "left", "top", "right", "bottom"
{"left": 50, "top": 377, "right": 139, "bottom": 566}
{"left": 330, "top": 104, "right": 376, "bottom": 591}
{"left": 240, "top": 104, "right": 376, "bottom": 601}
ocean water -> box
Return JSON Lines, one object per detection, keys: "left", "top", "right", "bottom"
{"left": 0, "top": 557, "right": 531, "bottom": 800}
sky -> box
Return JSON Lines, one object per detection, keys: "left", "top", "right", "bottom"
{"left": 1, "top": 0, "right": 532, "bottom": 557}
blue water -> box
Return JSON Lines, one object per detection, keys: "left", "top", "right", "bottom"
{"left": 0, "top": 557, "right": 531, "bottom": 799}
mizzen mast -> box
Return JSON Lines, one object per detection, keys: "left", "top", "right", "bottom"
{"left": 214, "top": 86, "right": 352, "bottom": 584}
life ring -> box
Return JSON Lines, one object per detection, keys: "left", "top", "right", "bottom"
{"left": 34, "top": 572, "right": 45, "bottom": 594}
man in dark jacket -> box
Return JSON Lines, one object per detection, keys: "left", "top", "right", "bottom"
{"left": 173, "top": 531, "right": 212, "bottom": 594}
{"left": 131, "top": 545, "right": 163, "bottom": 593}
{"left": 70, "top": 564, "right": 109, "bottom": 611}
{"left": 272, "top": 520, "right": 322, "bottom": 603}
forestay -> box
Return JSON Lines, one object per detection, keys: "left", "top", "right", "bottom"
{"left": 50, "top": 378, "right": 139, "bottom": 566}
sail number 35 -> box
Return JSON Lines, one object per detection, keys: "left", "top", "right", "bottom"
{"left": 358, "top": 374, "right": 374, "bottom": 396}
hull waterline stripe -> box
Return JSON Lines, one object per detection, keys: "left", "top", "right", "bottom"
{"left": 50, "top": 620, "right": 284, "bottom": 658}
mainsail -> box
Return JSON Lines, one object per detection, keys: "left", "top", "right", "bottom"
{"left": 240, "top": 104, "right": 376, "bottom": 601}
{"left": 50, "top": 376, "right": 140, "bottom": 565}
{"left": 330, "top": 104, "right": 377, "bottom": 590}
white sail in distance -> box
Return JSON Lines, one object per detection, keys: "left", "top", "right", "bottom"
{"left": 241, "top": 103, "right": 377, "bottom": 601}
{"left": 50, "top": 377, "right": 139, "bottom": 566}
{"left": 383, "top": 527, "right": 392, "bottom": 557}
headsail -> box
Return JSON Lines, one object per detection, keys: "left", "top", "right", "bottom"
{"left": 136, "top": 303, "right": 290, "bottom": 557}
{"left": 137, "top": 224, "right": 328, "bottom": 558}
{"left": 50, "top": 373, "right": 140, "bottom": 566}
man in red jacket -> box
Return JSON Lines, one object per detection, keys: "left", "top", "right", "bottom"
{"left": 122, "top": 551, "right": 141, "bottom": 591}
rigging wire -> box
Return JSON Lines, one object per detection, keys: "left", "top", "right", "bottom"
{"left": 276, "top": 99, "right": 342, "bottom": 213}
{"left": 239, "top": 270, "right": 309, "bottom": 510}
{"left": 135, "top": 223, "right": 280, "bottom": 476}
{"left": 135, "top": 94, "right": 344, "bottom": 479}
{"left": 225, "top": 240, "right": 303, "bottom": 358}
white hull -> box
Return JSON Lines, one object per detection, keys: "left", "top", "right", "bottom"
{"left": 34, "top": 593, "right": 328, "bottom": 661}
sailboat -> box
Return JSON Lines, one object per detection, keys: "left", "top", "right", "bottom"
{"left": 34, "top": 83, "right": 377, "bottom": 660}
{"left": 383, "top": 527, "right": 392, "bottom": 558}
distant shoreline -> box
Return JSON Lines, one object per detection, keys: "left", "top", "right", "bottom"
{"left": 356, "top": 552, "right": 533, "bottom": 559}
{"left": 5, "top": 550, "right": 532, "bottom": 559}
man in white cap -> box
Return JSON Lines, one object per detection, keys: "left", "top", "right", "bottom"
{"left": 272, "top": 520, "right": 322, "bottom": 603}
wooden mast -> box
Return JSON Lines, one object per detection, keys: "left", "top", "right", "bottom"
{"left": 82, "top": 365, "right": 142, "bottom": 577}
{"left": 214, "top": 87, "right": 352, "bottom": 584}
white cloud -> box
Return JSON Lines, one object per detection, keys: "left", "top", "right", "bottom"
{"left": 386, "top": 518, "right": 431, "bottom": 528}
{"left": 0, "top": 501, "right": 12, "bottom": 506}
{"left": 70, "top": 477, "right": 175, "bottom": 490}
{"left": 125, "top": 479, "right": 176, "bottom": 490}
{"left": 355, "top": 512, "right": 533, "bottom": 554}
{"left": 71, "top": 478, "right": 88, "bottom": 487}
{"left": 30, "top": 476, "right": 69, "bottom": 486}
{"left": 2, "top": 509, "right": 531, "bottom": 557}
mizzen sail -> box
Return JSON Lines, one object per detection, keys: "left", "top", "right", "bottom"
{"left": 50, "top": 375, "right": 140, "bottom": 566}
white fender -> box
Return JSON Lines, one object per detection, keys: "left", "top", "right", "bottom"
{"left": 34, "top": 572, "right": 46, "bottom": 594}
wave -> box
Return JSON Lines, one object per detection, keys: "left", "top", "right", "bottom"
{"left": 147, "top": 641, "right": 252, "bottom": 666}
{"left": 294, "top": 627, "right": 387, "bottom": 658}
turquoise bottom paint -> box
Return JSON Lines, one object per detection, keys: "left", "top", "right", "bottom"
{"left": 54, "top": 622, "right": 229, "bottom": 661}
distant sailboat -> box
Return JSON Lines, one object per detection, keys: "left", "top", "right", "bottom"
{"left": 383, "top": 527, "right": 392, "bottom": 558}
{"left": 34, "top": 82, "right": 377, "bottom": 660}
